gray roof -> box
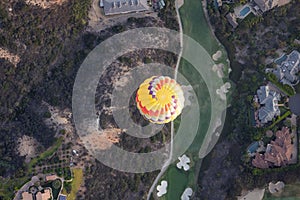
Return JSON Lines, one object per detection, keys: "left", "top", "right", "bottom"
{"left": 272, "top": 50, "right": 300, "bottom": 85}
{"left": 257, "top": 85, "right": 269, "bottom": 103}
{"left": 226, "top": 13, "right": 238, "bottom": 28}
{"left": 257, "top": 86, "right": 281, "bottom": 124}
{"left": 103, "top": 0, "right": 149, "bottom": 15}
{"left": 258, "top": 98, "right": 280, "bottom": 124}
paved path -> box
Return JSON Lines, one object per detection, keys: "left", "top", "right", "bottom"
{"left": 146, "top": 0, "right": 183, "bottom": 198}
{"left": 237, "top": 189, "right": 265, "bottom": 200}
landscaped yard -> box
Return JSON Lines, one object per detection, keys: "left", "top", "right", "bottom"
{"left": 65, "top": 168, "right": 83, "bottom": 200}
{"left": 27, "top": 137, "right": 63, "bottom": 173}
{"left": 42, "top": 179, "right": 62, "bottom": 200}
{"left": 267, "top": 111, "right": 292, "bottom": 129}
{"left": 266, "top": 73, "right": 296, "bottom": 96}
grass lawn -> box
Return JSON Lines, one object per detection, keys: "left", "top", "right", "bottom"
{"left": 179, "top": 0, "right": 219, "bottom": 54}
{"left": 152, "top": 0, "right": 232, "bottom": 198}
{"left": 158, "top": 163, "right": 196, "bottom": 200}
{"left": 159, "top": 58, "right": 211, "bottom": 199}
{"left": 267, "top": 111, "right": 292, "bottom": 130}
{"left": 157, "top": 0, "right": 231, "bottom": 199}
{"left": 65, "top": 168, "right": 83, "bottom": 200}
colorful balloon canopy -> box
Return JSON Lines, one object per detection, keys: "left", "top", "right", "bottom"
{"left": 136, "top": 76, "right": 185, "bottom": 124}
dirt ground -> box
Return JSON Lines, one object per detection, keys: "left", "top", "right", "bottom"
{"left": 25, "top": 0, "right": 66, "bottom": 9}
{"left": 17, "top": 135, "right": 41, "bottom": 163}
{"left": 0, "top": 47, "right": 20, "bottom": 66}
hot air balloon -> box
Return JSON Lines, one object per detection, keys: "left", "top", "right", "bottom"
{"left": 136, "top": 76, "right": 185, "bottom": 124}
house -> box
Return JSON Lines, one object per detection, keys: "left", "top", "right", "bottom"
{"left": 226, "top": 13, "right": 238, "bottom": 28}
{"left": 252, "top": 127, "right": 295, "bottom": 168}
{"left": 22, "top": 192, "right": 33, "bottom": 200}
{"left": 254, "top": 0, "right": 291, "bottom": 12}
{"left": 252, "top": 152, "right": 269, "bottom": 168}
{"left": 247, "top": 141, "right": 266, "bottom": 157}
{"left": 102, "top": 0, "right": 150, "bottom": 15}
{"left": 256, "top": 85, "right": 281, "bottom": 124}
{"left": 254, "top": 0, "right": 278, "bottom": 12}
{"left": 36, "top": 189, "right": 51, "bottom": 200}
{"left": 271, "top": 50, "right": 300, "bottom": 86}
{"left": 46, "top": 174, "right": 58, "bottom": 182}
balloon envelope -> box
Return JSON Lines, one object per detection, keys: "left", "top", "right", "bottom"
{"left": 136, "top": 76, "right": 185, "bottom": 124}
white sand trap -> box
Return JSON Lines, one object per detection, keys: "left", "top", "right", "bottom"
{"left": 269, "top": 181, "right": 285, "bottom": 194}
{"left": 181, "top": 188, "right": 193, "bottom": 200}
{"left": 216, "top": 82, "right": 231, "bottom": 101}
{"left": 176, "top": 154, "right": 191, "bottom": 171}
{"left": 182, "top": 85, "right": 194, "bottom": 107}
{"left": 212, "top": 63, "right": 225, "bottom": 78}
{"left": 157, "top": 180, "right": 168, "bottom": 197}
{"left": 237, "top": 189, "right": 265, "bottom": 200}
{"left": 212, "top": 50, "right": 222, "bottom": 61}
{"left": 212, "top": 118, "right": 222, "bottom": 133}
{"left": 177, "top": 0, "right": 185, "bottom": 8}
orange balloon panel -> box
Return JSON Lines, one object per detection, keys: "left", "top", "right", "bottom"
{"left": 136, "top": 76, "right": 185, "bottom": 124}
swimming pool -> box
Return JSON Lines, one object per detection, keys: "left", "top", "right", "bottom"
{"left": 240, "top": 6, "right": 251, "bottom": 17}
{"left": 247, "top": 142, "right": 259, "bottom": 154}
{"left": 274, "top": 54, "right": 287, "bottom": 65}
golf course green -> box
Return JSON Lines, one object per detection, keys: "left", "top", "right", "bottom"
{"left": 155, "top": 0, "right": 231, "bottom": 199}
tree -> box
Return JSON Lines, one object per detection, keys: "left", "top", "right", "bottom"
{"left": 52, "top": 179, "right": 62, "bottom": 190}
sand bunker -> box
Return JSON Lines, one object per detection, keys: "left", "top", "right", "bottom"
{"left": 182, "top": 85, "right": 194, "bottom": 107}
{"left": 269, "top": 181, "right": 285, "bottom": 194}
{"left": 177, "top": 0, "right": 185, "bottom": 8}
{"left": 212, "top": 50, "right": 222, "bottom": 61}
{"left": 216, "top": 82, "right": 231, "bottom": 101}
{"left": 176, "top": 154, "right": 191, "bottom": 171}
{"left": 212, "top": 63, "right": 225, "bottom": 78}
{"left": 157, "top": 180, "right": 168, "bottom": 197}
{"left": 181, "top": 188, "right": 193, "bottom": 200}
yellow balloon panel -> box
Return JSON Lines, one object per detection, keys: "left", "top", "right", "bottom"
{"left": 136, "top": 76, "right": 185, "bottom": 124}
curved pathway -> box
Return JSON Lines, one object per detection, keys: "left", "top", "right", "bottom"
{"left": 146, "top": 0, "right": 183, "bottom": 199}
